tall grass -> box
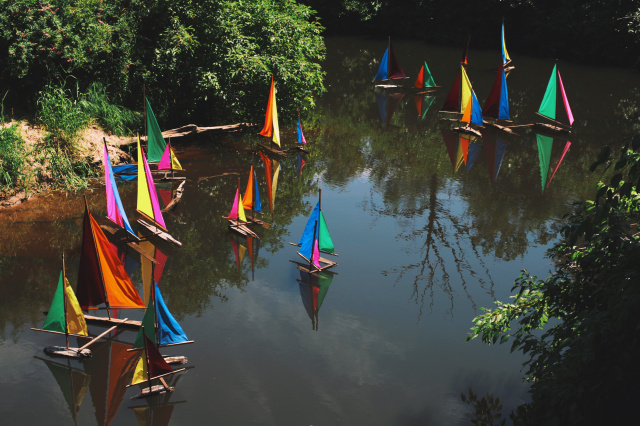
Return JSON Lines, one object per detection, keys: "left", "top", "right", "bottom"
{"left": 36, "top": 82, "right": 89, "bottom": 150}
{"left": 79, "top": 83, "right": 140, "bottom": 136}
{"left": 0, "top": 124, "right": 26, "bottom": 190}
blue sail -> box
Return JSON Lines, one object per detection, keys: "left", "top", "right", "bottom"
{"left": 498, "top": 67, "right": 510, "bottom": 120}
{"left": 374, "top": 47, "right": 389, "bottom": 81}
{"left": 471, "top": 92, "right": 484, "bottom": 127}
{"left": 298, "top": 202, "right": 320, "bottom": 259}
{"left": 253, "top": 170, "right": 262, "bottom": 213}
{"left": 155, "top": 282, "right": 189, "bottom": 345}
{"left": 375, "top": 93, "right": 387, "bottom": 124}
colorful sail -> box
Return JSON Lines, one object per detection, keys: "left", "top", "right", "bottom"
{"left": 158, "top": 140, "right": 182, "bottom": 171}
{"left": 482, "top": 64, "right": 509, "bottom": 121}
{"left": 146, "top": 97, "right": 167, "bottom": 163}
{"left": 483, "top": 132, "right": 508, "bottom": 184}
{"left": 501, "top": 22, "right": 511, "bottom": 66}
{"left": 547, "top": 141, "right": 571, "bottom": 189}
{"left": 137, "top": 136, "right": 167, "bottom": 230}
{"left": 298, "top": 201, "right": 335, "bottom": 263}
{"left": 76, "top": 204, "right": 146, "bottom": 310}
{"left": 537, "top": 133, "right": 553, "bottom": 192}
{"left": 298, "top": 270, "right": 334, "bottom": 330}
{"left": 441, "top": 72, "right": 461, "bottom": 112}
{"left": 415, "top": 95, "right": 436, "bottom": 119}
{"left": 104, "top": 144, "right": 135, "bottom": 237}
{"left": 466, "top": 139, "right": 482, "bottom": 172}
{"left": 258, "top": 76, "right": 280, "bottom": 147}
{"left": 538, "top": 64, "right": 574, "bottom": 127}
{"left": 374, "top": 39, "right": 406, "bottom": 81}
{"left": 297, "top": 154, "right": 306, "bottom": 178}
{"left": 462, "top": 36, "right": 470, "bottom": 65}
{"left": 242, "top": 165, "right": 256, "bottom": 211}
{"left": 460, "top": 65, "right": 484, "bottom": 127}
{"left": 132, "top": 334, "right": 173, "bottom": 385}
{"left": 441, "top": 129, "right": 459, "bottom": 169}
{"left": 43, "top": 270, "right": 88, "bottom": 336}
{"left": 297, "top": 117, "right": 307, "bottom": 144}
{"left": 134, "top": 282, "right": 188, "bottom": 348}
{"left": 456, "top": 134, "right": 470, "bottom": 173}
{"left": 413, "top": 62, "right": 436, "bottom": 88}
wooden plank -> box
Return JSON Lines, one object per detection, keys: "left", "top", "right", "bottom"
{"left": 159, "top": 122, "right": 257, "bottom": 139}
{"left": 288, "top": 242, "right": 339, "bottom": 257}
{"left": 535, "top": 121, "right": 571, "bottom": 134}
{"left": 161, "top": 180, "right": 185, "bottom": 213}
{"left": 83, "top": 314, "right": 142, "bottom": 330}
{"left": 257, "top": 142, "right": 286, "bottom": 157}
{"left": 126, "top": 368, "right": 186, "bottom": 388}
{"left": 228, "top": 221, "right": 260, "bottom": 239}
{"left": 534, "top": 112, "right": 572, "bottom": 130}
{"left": 101, "top": 225, "right": 159, "bottom": 264}
{"left": 130, "top": 385, "right": 174, "bottom": 400}
{"left": 137, "top": 219, "right": 183, "bottom": 247}
{"left": 163, "top": 355, "right": 189, "bottom": 365}
{"left": 289, "top": 260, "right": 339, "bottom": 276}
{"left": 295, "top": 252, "right": 338, "bottom": 271}
{"left": 453, "top": 126, "right": 483, "bottom": 138}
{"left": 77, "top": 319, "right": 128, "bottom": 351}
{"left": 31, "top": 328, "right": 94, "bottom": 338}
{"left": 483, "top": 121, "right": 519, "bottom": 136}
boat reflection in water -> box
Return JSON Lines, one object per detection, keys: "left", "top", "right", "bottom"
{"left": 536, "top": 133, "right": 572, "bottom": 192}
{"left": 297, "top": 270, "right": 335, "bottom": 331}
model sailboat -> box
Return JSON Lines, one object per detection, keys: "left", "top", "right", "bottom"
{"left": 502, "top": 21, "right": 514, "bottom": 72}
{"left": 375, "top": 92, "right": 405, "bottom": 128}
{"left": 103, "top": 141, "right": 137, "bottom": 240}
{"left": 440, "top": 64, "right": 484, "bottom": 137}
{"left": 136, "top": 136, "right": 182, "bottom": 247}
{"left": 145, "top": 97, "right": 167, "bottom": 163}
{"left": 482, "top": 131, "right": 508, "bottom": 184}
{"left": 412, "top": 61, "right": 438, "bottom": 93}
{"left": 291, "top": 190, "right": 339, "bottom": 273}
{"left": 536, "top": 63, "right": 574, "bottom": 133}
{"left": 481, "top": 64, "right": 518, "bottom": 135}
{"left": 133, "top": 281, "right": 192, "bottom": 362}
{"left": 32, "top": 254, "right": 92, "bottom": 358}
{"left": 76, "top": 200, "right": 145, "bottom": 329}
{"left": 127, "top": 332, "right": 186, "bottom": 399}
{"left": 373, "top": 37, "right": 408, "bottom": 87}
{"left": 258, "top": 75, "right": 284, "bottom": 155}
{"left": 223, "top": 179, "right": 260, "bottom": 239}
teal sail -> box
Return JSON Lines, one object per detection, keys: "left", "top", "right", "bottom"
{"left": 538, "top": 65, "right": 557, "bottom": 120}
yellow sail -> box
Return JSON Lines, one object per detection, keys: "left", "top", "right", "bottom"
{"left": 131, "top": 356, "right": 148, "bottom": 385}
{"left": 238, "top": 193, "right": 248, "bottom": 222}
{"left": 139, "top": 235, "right": 154, "bottom": 305}
{"left": 460, "top": 64, "right": 473, "bottom": 115}
{"left": 137, "top": 136, "right": 154, "bottom": 220}
{"left": 271, "top": 86, "right": 281, "bottom": 147}
{"left": 170, "top": 147, "right": 182, "bottom": 170}
{"left": 64, "top": 276, "right": 88, "bottom": 336}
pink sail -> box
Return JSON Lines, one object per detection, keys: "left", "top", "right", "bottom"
{"left": 141, "top": 148, "right": 167, "bottom": 229}
{"left": 228, "top": 188, "right": 240, "bottom": 219}
{"left": 312, "top": 239, "right": 321, "bottom": 269}
{"left": 104, "top": 145, "right": 123, "bottom": 228}
{"left": 557, "top": 71, "right": 574, "bottom": 126}
{"left": 158, "top": 143, "right": 172, "bottom": 170}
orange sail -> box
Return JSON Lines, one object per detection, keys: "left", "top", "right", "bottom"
{"left": 258, "top": 75, "right": 280, "bottom": 146}
{"left": 76, "top": 203, "right": 145, "bottom": 310}
{"left": 241, "top": 165, "right": 255, "bottom": 210}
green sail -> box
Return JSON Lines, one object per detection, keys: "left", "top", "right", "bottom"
{"left": 133, "top": 294, "right": 157, "bottom": 349}
{"left": 146, "top": 98, "right": 167, "bottom": 163}
{"left": 42, "top": 271, "right": 66, "bottom": 333}
{"left": 318, "top": 211, "right": 334, "bottom": 254}
{"left": 538, "top": 64, "right": 557, "bottom": 120}
{"left": 537, "top": 133, "right": 553, "bottom": 192}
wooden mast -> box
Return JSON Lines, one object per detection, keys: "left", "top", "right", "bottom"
{"left": 62, "top": 252, "right": 69, "bottom": 349}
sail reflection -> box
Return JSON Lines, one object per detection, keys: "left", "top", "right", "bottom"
{"left": 297, "top": 269, "right": 335, "bottom": 331}
{"left": 414, "top": 95, "right": 436, "bottom": 120}
{"left": 481, "top": 131, "right": 508, "bottom": 185}
{"left": 37, "top": 356, "right": 91, "bottom": 425}
{"left": 375, "top": 91, "right": 405, "bottom": 128}
{"left": 536, "top": 133, "right": 572, "bottom": 192}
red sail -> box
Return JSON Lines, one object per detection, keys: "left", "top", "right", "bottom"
{"left": 76, "top": 205, "right": 107, "bottom": 309}
{"left": 441, "top": 72, "right": 461, "bottom": 112}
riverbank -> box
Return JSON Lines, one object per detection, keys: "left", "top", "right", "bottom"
{"left": 0, "top": 119, "right": 134, "bottom": 209}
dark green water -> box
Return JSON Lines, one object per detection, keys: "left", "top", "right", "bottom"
{"left": 1, "top": 36, "right": 640, "bottom": 425}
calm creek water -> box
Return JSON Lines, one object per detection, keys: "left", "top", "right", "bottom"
{"left": 1, "top": 36, "right": 640, "bottom": 425}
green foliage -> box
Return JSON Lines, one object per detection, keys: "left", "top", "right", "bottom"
{"left": 36, "top": 81, "right": 89, "bottom": 147}
{"left": 78, "top": 82, "right": 140, "bottom": 136}
{"left": 468, "top": 137, "right": 640, "bottom": 424}
{"left": 35, "top": 137, "right": 94, "bottom": 191}
{"left": 0, "top": 0, "right": 326, "bottom": 126}
{"left": 0, "top": 123, "right": 27, "bottom": 189}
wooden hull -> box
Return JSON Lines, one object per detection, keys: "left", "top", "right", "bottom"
{"left": 130, "top": 384, "right": 174, "bottom": 400}
{"left": 227, "top": 220, "right": 260, "bottom": 239}
{"left": 161, "top": 180, "right": 186, "bottom": 213}
{"left": 258, "top": 142, "right": 286, "bottom": 157}
{"left": 483, "top": 120, "right": 519, "bottom": 136}
{"left": 137, "top": 218, "right": 182, "bottom": 247}
{"left": 452, "top": 125, "right": 483, "bottom": 138}
{"left": 44, "top": 345, "right": 92, "bottom": 359}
